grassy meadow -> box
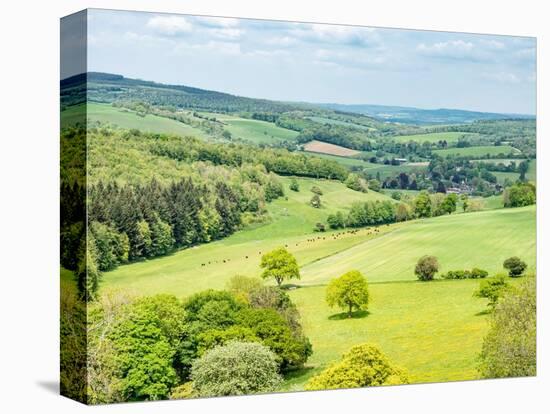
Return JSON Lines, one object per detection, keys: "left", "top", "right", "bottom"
{"left": 200, "top": 112, "right": 299, "bottom": 144}
{"left": 101, "top": 170, "right": 535, "bottom": 388}
{"left": 433, "top": 145, "right": 521, "bottom": 157}
{"left": 63, "top": 103, "right": 209, "bottom": 138}
{"left": 391, "top": 131, "right": 476, "bottom": 143}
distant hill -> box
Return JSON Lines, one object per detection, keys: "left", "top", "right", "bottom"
{"left": 315, "top": 103, "right": 535, "bottom": 125}
{"left": 62, "top": 72, "right": 311, "bottom": 114}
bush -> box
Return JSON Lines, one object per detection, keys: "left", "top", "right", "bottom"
{"left": 327, "top": 211, "right": 345, "bottom": 229}
{"left": 236, "top": 308, "right": 312, "bottom": 370}
{"left": 310, "top": 194, "right": 322, "bottom": 208}
{"left": 479, "top": 277, "right": 536, "bottom": 378}
{"left": 503, "top": 182, "right": 536, "bottom": 208}
{"left": 503, "top": 256, "right": 527, "bottom": 277}
{"left": 225, "top": 275, "right": 263, "bottom": 301}
{"left": 314, "top": 222, "right": 326, "bottom": 232}
{"left": 441, "top": 268, "right": 488, "bottom": 280}
{"left": 289, "top": 178, "right": 300, "bottom": 192}
{"left": 305, "top": 344, "right": 408, "bottom": 390}
{"left": 474, "top": 274, "right": 510, "bottom": 308}
{"left": 326, "top": 270, "right": 369, "bottom": 317}
{"left": 191, "top": 341, "right": 282, "bottom": 397}
{"left": 311, "top": 185, "right": 323, "bottom": 195}
{"left": 414, "top": 255, "right": 439, "bottom": 281}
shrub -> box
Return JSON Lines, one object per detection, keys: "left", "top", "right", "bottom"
{"left": 474, "top": 274, "right": 510, "bottom": 308}
{"left": 305, "top": 343, "right": 408, "bottom": 390}
{"left": 289, "top": 178, "right": 300, "bottom": 192}
{"left": 314, "top": 222, "right": 326, "bottom": 232}
{"left": 310, "top": 194, "right": 322, "bottom": 208}
{"left": 503, "top": 182, "right": 536, "bottom": 208}
{"left": 479, "top": 277, "right": 536, "bottom": 378}
{"left": 441, "top": 268, "right": 488, "bottom": 280}
{"left": 225, "top": 275, "right": 263, "bottom": 301}
{"left": 169, "top": 382, "right": 195, "bottom": 400}
{"left": 311, "top": 185, "right": 323, "bottom": 195}
{"left": 327, "top": 211, "right": 346, "bottom": 229}
{"left": 326, "top": 270, "right": 369, "bottom": 317}
{"left": 470, "top": 268, "right": 489, "bottom": 279}
{"left": 191, "top": 341, "right": 282, "bottom": 397}
{"left": 503, "top": 256, "right": 527, "bottom": 277}
{"left": 236, "top": 308, "right": 312, "bottom": 370}
{"left": 414, "top": 255, "right": 439, "bottom": 281}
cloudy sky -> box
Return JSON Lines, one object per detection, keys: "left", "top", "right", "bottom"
{"left": 85, "top": 9, "right": 536, "bottom": 114}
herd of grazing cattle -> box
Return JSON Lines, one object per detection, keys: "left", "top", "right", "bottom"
{"left": 199, "top": 225, "right": 385, "bottom": 268}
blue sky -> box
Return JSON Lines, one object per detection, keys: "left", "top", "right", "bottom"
{"left": 85, "top": 9, "right": 536, "bottom": 114}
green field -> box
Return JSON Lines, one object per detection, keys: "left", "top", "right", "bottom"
{"left": 103, "top": 177, "right": 395, "bottom": 295}
{"left": 102, "top": 185, "right": 535, "bottom": 388}
{"left": 200, "top": 112, "right": 299, "bottom": 144}
{"left": 300, "top": 206, "right": 534, "bottom": 285}
{"left": 303, "top": 152, "right": 375, "bottom": 168}
{"left": 285, "top": 279, "right": 507, "bottom": 388}
{"left": 62, "top": 103, "right": 209, "bottom": 138}
{"left": 391, "top": 132, "right": 475, "bottom": 143}
{"left": 433, "top": 145, "right": 521, "bottom": 157}
{"left": 362, "top": 163, "right": 429, "bottom": 179}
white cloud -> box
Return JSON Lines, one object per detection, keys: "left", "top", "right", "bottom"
{"left": 417, "top": 40, "right": 475, "bottom": 59}
{"left": 146, "top": 16, "right": 193, "bottom": 35}
{"left": 482, "top": 71, "right": 521, "bottom": 83}
{"left": 209, "top": 28, "right": 244, "bottom": 40}
{"left": 292, "top": 24, "right": 380, "bottom": 47}
{"left": 194, "top": 16, "right": 240, "bottom": 28}
{"left": 314, "top": 48, "right": 388, "bottom": 70}
{"left": 480, "top": 39, "right": 506, "bottom": 50}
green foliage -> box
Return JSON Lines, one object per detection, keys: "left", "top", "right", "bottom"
{"left": 327, "top": 211, "right": 346, "bottom": 229}
{"left": 305, "top": 343, "right": 409, "bottom": 390}
{"left": 441, "top": 267, "right": 488, "bottom": 280}
{"left": 289, "top": 178, "right": 300, "bottom": 192}
{"left": 60, "top": 286, "right": 87, "bottom": 403}
{"left": 260, "top": 247, "right": 300, "bottom": 286}
{"left": 503, "top": 182, "right": 536, "bottom": 208}
{"left": 346, "top": 200, "right": 396, "bottom": 227}
{"left": 395, "top": 202, "right": 412, "bottom": 222}
{"left": 503, "top": 256, "right": 527, "bottom": 277}
{"left": 439, "top": 193, "right": 458, "bottom": 215}
{"left": 237, "top": 308, "right": 313, "bottom": 370}
{"left": 414, "top": 255, "right": 439, "bottom": 281}
{"left": 169, "top": 382, "right": 195, "bottom": 400}
{"left": 311, "top": 185, "right": 323, "bottom": 195}
{"left": 326, "top": 270, "right": 370, "bottom": 317}
{"left": 225, "top": 275, "right": 263, "bottom": 302}
{"left": 310, "top": 194, "right": 322, "bottom": 208}
{"left": 345, "top": 173, "right": 368, "bottom": 192}
{"left": 474, "top": 274, "right": 510, "bottom": 308}
{"left": 89, "top": 294, "right": 186, "bottom": 402}
{"left": 76, "top": 235, "right": 101, "bottom": 301}
{"left": 413, "top": 191, "right": 432, "bottom": 218}
{"left": 479, "top": 277, "right": 536, "bottom": 378}
{"left": 368, "top": 179, "right": 382, "bottom": 192}
{"left": 90, "top": 221, "right": 129, "bottom": 271}
{"left": 191, "top": 341, "right": 282, "bottom": 397}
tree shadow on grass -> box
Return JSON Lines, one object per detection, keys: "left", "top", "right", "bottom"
{"left": 328, "top": 310, "right": 370, "bottom": 320}
{"left": 475, "top": 309, "right": 492, "bottom": 316}
{"left": 283, "top": 366, "right": 316, "bottom": 382}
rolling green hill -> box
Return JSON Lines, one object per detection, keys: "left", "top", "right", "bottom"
{"left": 62, "top": 103, "right": 209, "bottom": 138}
{"left": 300, "top": 206, "right": 534, "bottom": 285}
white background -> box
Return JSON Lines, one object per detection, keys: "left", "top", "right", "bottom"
{"left": 0, "top": 0, "right": 548, "bottom": 412}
